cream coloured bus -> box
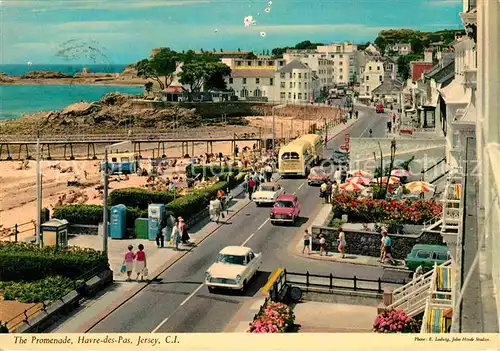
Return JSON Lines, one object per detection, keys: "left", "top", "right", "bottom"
{"left": 296, "top": 134, "right": 323, "bottom": 165}
{"left": 278, "top": 139, "right": 313, "bottom": 177}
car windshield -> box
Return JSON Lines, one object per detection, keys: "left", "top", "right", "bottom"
{"left": 310, "top": 168, "right": 325, "bottom": 175}
{"left": 259, "top": 185, "right": 275, "bottom": 192}
{"left": 281, "top": 152, "right": 300, "bottom": 160}
{"left": 275, "top": 200, "right": 294, "bottom": 208}
{"left": 216, "top": 254, "right": 246, "bottom": 265}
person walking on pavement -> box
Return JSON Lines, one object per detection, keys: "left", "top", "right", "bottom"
{"left": 414, "top": 262, "right": 425, "bottom": 279}
{"left": 247, "top": 177, "right": 256, "bottom": 200}
{"left": 179, "top": 217, "right": 190, "bottom": 245}
{"left": 334, "top": 168, "right": 341, "bottom": 184}
{"left": 369, "top": 129, "right": 373, "bottom": 137}
{"left": 209, "top": 196, "right": 223, "bottom": 223}
{"left": 340, "top": 168, "right": 347, "bottom": 184}
{"left": 337, "top": 231, "right": 346, "bottom": 258}
{"left": 325, "top": 180, "right": 333, "bottom": 203}
{"left": 156, "top": 224, "right": 165, "bottom": 248}
{"left": 122, "top": 245, "right": 135, "bottom": 282}
{"left": 302, "top": 229, "right": 311, "bottom": 254}
{"left": 135, "top": 244, "right": 147, "bottom": 281}
{"left": 355, "top": 110, "right": 359, "bottom": 119}
{"left": 170, "top": 218, "right": 181, "bottom": 250}
{"left": 320, "top": 181, "right": 328, "bottom": 203}
{"left": 378, "top": 231, "right": 393, "bottom": 264}
{"left": 319, "top": 234, "right": 327, "bottom": 256}
{"left": 264, "top": 164, "right": 273, "bottom": 182}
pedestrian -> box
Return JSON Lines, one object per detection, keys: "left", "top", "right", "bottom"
{"left": 378, "top": 231, "right": 393, "bottom": 263}
{"left": 355, "top": 110, "right": 359, "bottom": 119}
{"left": 179, "top": 217, "right": 190, "bottom": 244}
{"left": 209, "top": 196, "right": 223, "bottom": 223}
{"left": 325, "top": 180, "right": 333, "bottom": 203}
{"left": 234, "top": 144, "right": 239, "bottom": 157}
{"left": 332, "top": 180, "right": 339, "bottom": 194}
{"left": 122, "top": 245, "right": 135, "bottom": 282}
{"left": 414, "top": 262, "right": 425, "bottom": 279}
{"left": 170, "top": 218, "right": 180, "bottom": 250}
{"left": 337, "top": 231, "right": 346, "bottom": 258}
{"left": 264, "top": 164, "right": 273, "bottom": 182}
{"left": 319, "top": 234, "right": 327, "bottom": 256}
{"left": 247, "top": 177, "right": 256, "bottom": 200}
{"left": 340, "top": 168, "right": 347, "bottom": 184}
{"left": 135, "top": 244, "right": 147, "bottom": 281}
{"left": 395, "top": 184, "right": 404, "bottom": 199}
{"left": 320, "top": 181, "right": 328, "bottom": 203}
{"left": 334, "top": 168, "right": 341, "bottom": 184}
{"left": 156, "top": 225, "right": 165, "bottom": 248}
{"left": 302, "top": 229, "right": 311, "bottom": 254}
{"left": 369, "top": 129, "right": 373, "bottom": 137}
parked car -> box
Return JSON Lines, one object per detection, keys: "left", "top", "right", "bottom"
{"left": 376, "top": 103, "right": 384, "bottom": 113}
{"left": 307, "top": 166, "right": 329, "bottom": 186}
{"left": 404, "top": 244, "right": 451, "bottom": 272}
{"left": 269, "top": 194, "right": 300, "bottom": 225}
{"left": 330, "top": 150, "right": 349, "bottom": 166}
{"left": 251, "top": 182, "right": 284, "bottom": 206}
{"left": 205, "top": 246, "right": 262, "bottom": 292}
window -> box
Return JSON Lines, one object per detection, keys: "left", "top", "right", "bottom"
{"left": 340, "top": 68, "right": 343, "bottom": 73}
{"left": 293, "top": 73, "right": 296, "bottom": 78}
{"left": 242, "top": 78, "right": 247, "bottom": 84}
{"left": 369, "top": 66, "right": 372, "bottom": 71}
{"left": 280, "top": 82, "right": 285, "bottom": 88}
{"left": 304, "top": 73, "right": 308, "bottom": 78}
{"left": 293, "top": 82, "right": 296, "bottom": 88}
{"left": 416, "top": 250, "right": 430, "bottom": 259}
{"left": 305, "top": 93, "right": 308, "bottom": 99}
{"left": 280, "top": 72, "right": 285, "bottom": 79}
{"left": 289, "top": 73, "right": 292, "bottom": 79}
{"left": 236, "top": 61, "right": 242, "bottom": 66}
{"left": 240, "top": 88, "right": 249, "bottom": 98}
{"left": 336, "top": 46, "right": 341, "bottom": 52}
{"left": 269, "top": 78, "right": 274, "bottom": 86}
{"left": 249, "top": 252, "right": 255, "bottom": 261}
{"left": 304, "top": 82, "right": 307, "bottom": 88}
{"left": 377, "top": 66, "right": 380, "bottom": 71}
{"left": 293, "top": 93, "right": 296, "bottom": 99}
{"left": 288, "top": 92, "right": 292, "bottom": 99}
{"left": 258, "top": 61, "right": 262, "bottom": 66}
{"left": 229, "top": 78, "right": 233, "bottom": 84}
{"left": 298, "top": 93, "right": 302, "bottom": 99}
{"left": 111, "top": 157, "right": 117, "bottom": 162}
{"left": 379, "top": 75, "right": 383, "bottom": 82}
{"left": 366, "top": 76, "right": 369, "bottom": 81}
{"left": 253, "top": 88, "right": 262, "bottom": 97}
{"left": 298, "top": 73, "right": 302, "bottom": 78}
{"left": 280, "top": 92, "right": 286, "bottom": 99}
{"left": 435, "top": 252, "right": 449, "bottom": 260}
{"left": 216, "top": 254, "right": 246, "bottom": 265}
{"left": 339, "top": 54, "right": 343, "bottom": 58}
{"left": 289, "top": 82, "right": 293, "bottom": 88}
{"left": 256, "top": 78, "right": 260, "bottom": 84}
{"left": 298, "top": 82, "right": 301, "bottom": 88}
{"left": 339, "top": 61, "right": 343, "bottom": 65}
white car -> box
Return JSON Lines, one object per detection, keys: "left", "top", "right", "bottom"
{"left": 251, "top": 182, "right": 284, "bottom": 206}
{"left": 205, "top": 246, "right": 262, "bottom": 292}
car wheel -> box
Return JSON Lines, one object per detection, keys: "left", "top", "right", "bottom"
{"left": 240, "top": 280, "right": 247, "bottom": 293}
{"left": 208, "top": 286, "right": 215, "bottom": 293}
{"left": 292, "top": 216, "right": 297, "bottom": 225}
{"left": 256, "top": 202, "right": 260, "bottom": 207}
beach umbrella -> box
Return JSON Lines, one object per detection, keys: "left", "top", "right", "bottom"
{"left": 349, "top": 169, "right": 373, "bottom": 178}
{"left": 340, "top": 182, "right": 366, "bottom": 192}
{"left": 391, "top": 169, "right": 412, "bottom": 177}
{"left": 346, "top": 176, "right": 371, "bottom": 185}
{"left": 405, "top": 181, "right": 435, "bottom": 193}
{"left": 372, "top": 176, "right": 400, "bottom": 184}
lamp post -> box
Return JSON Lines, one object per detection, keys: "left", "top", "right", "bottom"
{"left": 272, "top": 104, "right": 286, "bottom": 152}
{"left": 35, "top": 131, "right": 42, "bottom": 247}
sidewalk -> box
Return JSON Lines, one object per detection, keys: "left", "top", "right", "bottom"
{"left": 224, "top": 297, "right": 266, "bottom": 333}
{"left": 49, "top": 180, "right": 253, "bottom": 333}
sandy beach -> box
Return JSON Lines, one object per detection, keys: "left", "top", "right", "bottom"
{"left": 0, "top": 111, "right": 339, "bottom": 237}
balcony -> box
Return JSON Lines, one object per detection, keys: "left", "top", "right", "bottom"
{"left": 463, "top": 67, "right": 477, "bottom": 89}
{"left": 439, "top": 169, "right": 463, "bottom": 258}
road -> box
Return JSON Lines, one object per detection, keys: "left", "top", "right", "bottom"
{"left": 88, "top": 105, "right": 394, "bottom": 333}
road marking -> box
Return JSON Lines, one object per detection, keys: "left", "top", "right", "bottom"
{"left": 293, "top": 183, "right": 304, "bottom": 194}
{"left": 359, "top": 114, "right": 379, "bottom": 138}
{"left": 151, "top": 317, "right": 169, "bottom": 333}
{"left": 241, "top": 218, "right": 269, "bottom": 247}
{"left": 180, "top": 283, "right": 204, "bottom": 306}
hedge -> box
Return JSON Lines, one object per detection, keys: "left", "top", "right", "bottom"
{"left": 53, "top": 204, "right": 147, "bottom": 228}
{"left": 108, "top": 187, "right": 177, "bottom": 209}
{"left": 0, "top": 276, "right": 83, "bottom": 303}
{"left": 0, "top": 242, "right": 108, "bottom": 282}
{"left": 186, "top": 165, "right": 244, "bottom": 178}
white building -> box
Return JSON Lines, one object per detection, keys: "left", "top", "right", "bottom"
{"left": 392, "top": 43, "right": 412, "bottom": 55}
{"left": 275, "top": 60, "right": 316, "bottom": 103}
{"left": 360, "top": 60, "right": 384, "bottom": 97}
{"left": 364, "top": 43, "right": 381, "bottom": 56}
{"left": 222, "top": 58, "right": 285, "bottom": 100}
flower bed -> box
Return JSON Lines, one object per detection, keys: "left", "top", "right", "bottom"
{"left": 373, "top": 308, "right": 420, "bottom": 333}
{"left": 330, "top": 193, "right": 442, "bottom": 225}
{"left": 247, "top": 301, "right": 295, "bottom": 333}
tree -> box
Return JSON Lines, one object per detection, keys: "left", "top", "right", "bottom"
{"left": 396, "top": 55, "right": 410, "bottom": 81}
{"left": 374, "top": 36, "right": 387, "bottom": 54}
{"left": 244, "top": 52, "right": 258, "bottom": 59}
{"left": 410, "top": 38, "right": 424, "bottom": 54}
{"left": 178, "top": 61, "right": 206, "bottom": 92}
{"left": 136, "top": 48, "right": 178, "bottom": 90}
{"left": 144, "top": 81, "right": 153, "bottom": 93}
{"left": 179, "top": 60, "right": 231, "bottom": 92}
{"left": 204, "top": 62, "right": 231, "bottom": 90}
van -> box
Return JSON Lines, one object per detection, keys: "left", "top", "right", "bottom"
{"left": 296, "top": 134, "right": 323, "bottom": 165}
{"left": 404, "top": 244, "right": 451, "bottom": 272}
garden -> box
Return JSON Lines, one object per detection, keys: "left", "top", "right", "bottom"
{"left": 247, "top": 301, "right": 297, "bottom": 333}
{"left": 53, "top": 168, "right": 247, "bottom": 232}
{"left": 372, "top": 308, "right": 421, "bottom": 333}
{"left": 0, "top": 242, "right": 109, "bottom": 332}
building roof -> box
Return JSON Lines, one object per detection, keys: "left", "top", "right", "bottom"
{"left": 372, "top": 79, "right": 403, "bottom": 95}
{"left": 278, "top": 60, "right": 310, "bottom": 73}
{"left": 425, "top": 61, "right": 455, "bottom": 82}
{"left": 231, "top": 69, "right": 275, "bottom": 78}
{"left": 411, "top": 63, "right": 434, "bottom": 82}
{"left": 438, "top": 71, "right": 455, "bottom": 86}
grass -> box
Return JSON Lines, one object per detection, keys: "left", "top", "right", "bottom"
{"left": 0, "top": 276, "right": 82, "bottom": 303}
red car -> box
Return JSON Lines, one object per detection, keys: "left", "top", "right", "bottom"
{"left": 307, "top": 166, "right": 329, "bottom": 186}
{"left": 270, "top": 194, "right": 301, "bottom": 225}
{"left": 376, "top": 104, "right": 384, "bottom": 113}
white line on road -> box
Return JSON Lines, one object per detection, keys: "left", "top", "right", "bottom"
{"left": 180, "top": 283, "right": 204, "bottom": 306}
{"left": 151, "top": 317, "right": 169, "bottom": 333}
{"left": 293, "top": 183, "right": 304, "bottom": 194}
{"left": 241, "top": 218, "right": 270, "bottom": 247}
{"left": 359, "top": 114, "right": 380, "bottom": 138}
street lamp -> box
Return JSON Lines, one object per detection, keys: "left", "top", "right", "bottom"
{"left": 102, "top": 140, "right": 131, "bottom": 255}
{"left": 35, "top": 131, "right": 42, "bottom": 247}
{"left": 272, "top": 104, "right": 286, "bottom": 152}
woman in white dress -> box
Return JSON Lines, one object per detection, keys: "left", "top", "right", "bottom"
{"left": 170, "top": 218, "right": 180, "bottom": 250}
{"left": 337, "top": 231, "right": 346, "bottom": 258}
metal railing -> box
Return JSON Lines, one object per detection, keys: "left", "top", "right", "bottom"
{"left": 283, "top": 270, "right": 406, "bottom": 294}
{"left": 3, "top": 265, "right": 106, "bottom": 332}
{"left": 0, "top": 221, "right": 36, "bottom": 241}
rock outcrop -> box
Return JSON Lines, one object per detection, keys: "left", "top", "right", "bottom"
{"left": 20, "top": 70, "right": 72, "bottom": 79}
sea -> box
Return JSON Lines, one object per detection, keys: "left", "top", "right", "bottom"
{"left": 0, "top": 64, "right": 144, "bottom": 120}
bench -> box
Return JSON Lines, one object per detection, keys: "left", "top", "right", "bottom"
{"left": 435, "top": 266, "right": 452, "bottom": 299}
{"left": 426, "top": 308, "right": 452, "bottom": 333}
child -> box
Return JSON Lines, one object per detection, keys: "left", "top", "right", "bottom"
{"left": 122, "top": 245, "right": 135, "bottom": 282}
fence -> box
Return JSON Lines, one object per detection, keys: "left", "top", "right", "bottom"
{"left": 3, "top": 265, "right": 105, "bottom": 332}
{"left": 283, "top": 270, "right": 406, "bottom": 294}
{"left": 0, "top": 221, "right": 36, "bottom": 242}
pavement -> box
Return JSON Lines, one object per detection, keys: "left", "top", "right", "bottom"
{"left": 48, "top": 105, "right": 394, "bottom": 333}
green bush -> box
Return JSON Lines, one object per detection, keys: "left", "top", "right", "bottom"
{"left": 0, "top": 276, "right": 82, "bottom": 303}
{"left": 186, "top": 165, "right": 243, "bottom": 178}
{"left": 53, "top": 204, "right": 103, "bottom": 225}
{"left": 0, "top": 323, "right": 8, "bottom": 333}
{"left": 0, "top": 242, "right": 108, "bottom": 282}
{"left": 108, "top": 187, "right": 177, "bottom": 209}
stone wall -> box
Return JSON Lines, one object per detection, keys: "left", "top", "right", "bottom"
{"left": 310, "top": 225, "right": 444, "bottom": 259}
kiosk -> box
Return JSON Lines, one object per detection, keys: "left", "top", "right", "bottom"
{"left": 148, "top": 204, "right": 165, "bottom": 241}
{"left": 110, "top": 204, "right": 127, "bottom": 239}
{"left": 41, "top": 219, "right": 69, "bottom": 248}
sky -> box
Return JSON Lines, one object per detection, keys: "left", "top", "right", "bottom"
{"left": 0, "top": 0, "right": 463, "bottom": 64}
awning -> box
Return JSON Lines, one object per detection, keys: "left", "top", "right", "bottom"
{"left": 438, "top": 80, "right": 471, "bottom": 105}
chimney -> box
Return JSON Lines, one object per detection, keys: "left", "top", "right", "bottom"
{"left": 424, "top": 49, "right": 433, "bottom": 63}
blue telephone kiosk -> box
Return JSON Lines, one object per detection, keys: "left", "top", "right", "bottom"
{"left": 148, "top": 203, "right": 165, "bottom": 241}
